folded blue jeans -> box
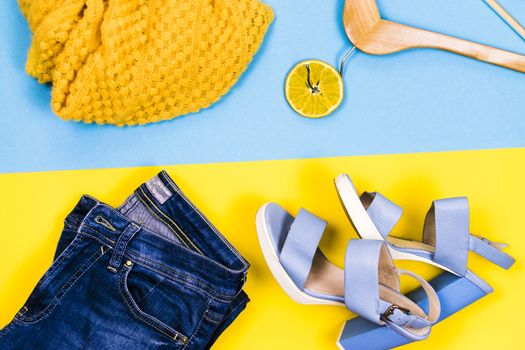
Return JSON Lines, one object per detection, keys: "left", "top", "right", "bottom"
{"left": 0, "top": 171, "right": 250, "bottom": 349}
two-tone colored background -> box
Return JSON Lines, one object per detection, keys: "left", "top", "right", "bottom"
{"left": 1, "top": 0, "right": 524, "bottom": 348}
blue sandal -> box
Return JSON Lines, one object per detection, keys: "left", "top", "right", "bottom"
{"left": 256, "top": 203, "right": 441, "bottom": 341}
{"left": 335, "top": 173, "right": 515, "bottom": 292}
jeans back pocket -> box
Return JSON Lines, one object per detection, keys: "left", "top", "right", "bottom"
{"left": 119, "top": 261, "right": 210, "bottom": 345}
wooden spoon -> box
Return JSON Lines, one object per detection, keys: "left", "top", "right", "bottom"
{"left": 343, "top": 0, "right": 525, "bottom": 73}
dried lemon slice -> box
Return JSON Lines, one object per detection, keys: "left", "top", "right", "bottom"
{"left": 284, "top": 59, "right": 344, "bottom": 118}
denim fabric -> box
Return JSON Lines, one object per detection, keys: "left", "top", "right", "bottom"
{"left": 0, "top": 171, "right": 249, "bottom": 349}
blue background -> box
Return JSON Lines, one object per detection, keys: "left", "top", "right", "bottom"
{"left": 1, "top": 0, "right": 524, "bottom": 173}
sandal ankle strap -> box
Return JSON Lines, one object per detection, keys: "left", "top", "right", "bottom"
{"left": 423, "top": 197, "right": 515, "bottom": 274}
{"left": 469, "top": 235, "right": 515, "bottom": 270}
{"left": 360, "top": 193, "right": 516, "bottom": 274}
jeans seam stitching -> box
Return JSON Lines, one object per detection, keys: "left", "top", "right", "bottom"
{"left": 86, "top": 202, "right": 176, "bottom": 243}
{"left": 135, "top": 275, "right": 167, "bottom": 305}
{"left": 162, "top": 175, "right": 246, "bottom": 264}
{"left": 32, "top": 236, "right": 83, "bottom": 292}
{"left": 79, "top": 228, "right": 114, "bottom": 246}
{"left": 118, "top": 265, "right": 186, "bottom": 343}
{"left": 129, "top": 258, "right": 232, "bottom": 302}
{"left": 119, "top": 197, "right": 140, "bottom": 216}
{"left": 77, "top": 202, "right": 101, "bottom": 236}
{"left": 0, "top": 321, "right": 15, "bottom": 339}
{"left": 17, "top": 249, "right": 105, "bottom": 324}
{"left": 80, "top": 226, "right": 236, "bottom": 301}
{"left": 220, "top": 295, "right": 247, "bottom": 322}
{"left": 137, "top": 187, "right": 200, "bottom": 253}
{"left": 182, "top": 299, "right": 212, "bottom": 349}
{"left": 83, "top": 218, "right": 240, "bottom": 283}
{"left": 202, "top": 308, "right": 223, "bottom": 325}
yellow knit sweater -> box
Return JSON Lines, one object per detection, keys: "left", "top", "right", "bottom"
{"left": 19, "top": 0, "right": 273, "bottom": 126}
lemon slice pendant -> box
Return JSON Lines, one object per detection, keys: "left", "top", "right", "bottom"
{"left": 285, "top": 59, "right": 344, "bottom": 118}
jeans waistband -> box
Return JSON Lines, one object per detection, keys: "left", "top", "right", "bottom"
{"left": 65, "top": 172, "right": 249, "bottom": 302}
{"left": 136, "top": 171, "right": 249, "bottom": 271}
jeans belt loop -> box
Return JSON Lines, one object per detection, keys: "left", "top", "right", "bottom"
{"left": 107, "top": 222, "right": 140, "bottom": 273}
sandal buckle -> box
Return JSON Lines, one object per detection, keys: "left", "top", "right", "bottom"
{"left": 382, "top": 305, "right": 411, "bottom": 321}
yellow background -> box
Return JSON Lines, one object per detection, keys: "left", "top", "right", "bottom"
{"left": 0, "top": 148, "right": 523, "bottom": 349}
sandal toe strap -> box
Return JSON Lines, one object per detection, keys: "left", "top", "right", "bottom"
{"left": 344, "top": 240, "right": 398, "bottom": 324}
{"left": 279, "top": 208, "right": 327, "bottom": 290}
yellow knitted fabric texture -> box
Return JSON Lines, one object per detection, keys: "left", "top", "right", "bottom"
{"left": 19, "top": 0, "right": 274, "bottom": 126}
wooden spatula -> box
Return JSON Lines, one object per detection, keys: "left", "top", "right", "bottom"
{"left": 343, "top": 0, "right": 525, "bottom": 73}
